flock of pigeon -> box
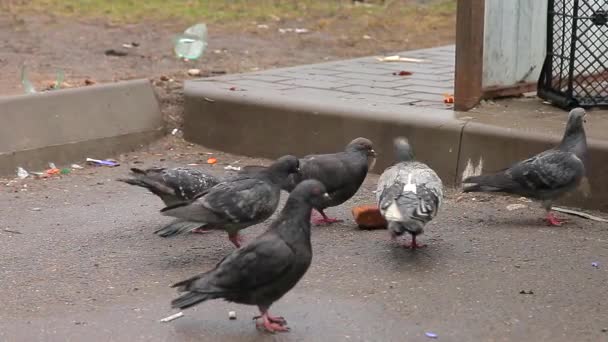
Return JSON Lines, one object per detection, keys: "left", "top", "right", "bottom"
{"left": 118, "top": 108, "right": 587, "bottom": 333}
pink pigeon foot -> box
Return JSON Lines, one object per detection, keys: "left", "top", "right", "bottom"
{"left": 392, "top": 233, "right": 426, "bottom": 249}
{"left": 312, "top": 209, "right": 343, "bottom": 225}
{"left": 545, "top": 212, "right": 567, "bottom": 226}
{"left": 227, "top": 232, "right": 244, "bottom": 248}
{"left": 253, "top": 314, "right": 287, "bottom": 325}
{"left": 255, "top": 312, "right": 290, "bottom": 333}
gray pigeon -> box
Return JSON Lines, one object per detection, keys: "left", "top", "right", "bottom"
{"left": 377, "top": 137, "right": 443, "bottom": 249}
{"left": 170, "top": 180, "right": 329, "bottom": 333}
{"left": 154, "top": 155, "right": 300, "bottom": 248}
{"left": 118, "top": 167, "right": 220, "bottom": 206}
{"left": 463, "top": 108, "right": 587, "bottom": 226}
{"left": 283, "top": 137, "right": 376, "bottom": 225}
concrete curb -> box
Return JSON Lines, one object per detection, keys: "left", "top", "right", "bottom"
{"left": 0, "top": 79, "right": 164, "bottom": 176}
{"left": 184, "top": 80, "right": 608, "bottom": 212}
{"left": 184, "top": 82, "right": 464, "bottom": 186}
{"left": 458, "top": 122, "right": 608, "bottom": 211}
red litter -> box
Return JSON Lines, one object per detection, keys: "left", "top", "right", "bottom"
{"left": 393, "top": 71, "right": 413, "bottom": 76}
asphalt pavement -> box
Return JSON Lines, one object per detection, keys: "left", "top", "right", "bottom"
{"left": 1, "top": 138, "right": 607, "bottom": 342}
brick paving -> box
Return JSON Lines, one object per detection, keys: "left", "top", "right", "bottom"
{"left": 192, "top": 45, "right": 455, "bottom": 110}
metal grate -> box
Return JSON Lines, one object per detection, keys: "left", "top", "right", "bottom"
{"left": 538, "top": 0, "right": 608, "bottom": 109}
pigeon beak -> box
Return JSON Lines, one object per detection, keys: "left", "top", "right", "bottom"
{"left": 323, "top": 193, "right": 331, "bottom": 200}
{"left": 369, "top": 149, "right": 377, "bottom": 157}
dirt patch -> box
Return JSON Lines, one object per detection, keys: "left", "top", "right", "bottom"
{"left": 0, "top": 1, "right": 455, "bottom": 128}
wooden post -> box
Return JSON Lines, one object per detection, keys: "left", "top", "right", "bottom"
{"left": 454, "top": 0, "right": 485, "bottom": 111}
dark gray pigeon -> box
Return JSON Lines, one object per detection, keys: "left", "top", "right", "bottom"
{"left": 170, "top": 180, "right": 329, "bottom": 333}
{"left": 154, "top": 155, "right": 300, "bottom": 248}
{"left": 463, "top": 108, "right": 587, "bottom": 226}
{"left": 282, "top": 137, "right": 376, "bottom": 225}
{"left": 377, "top": 137, "right": 443, "bottom": 249}
{"left": 118, "top": 167, "right": 220, "bottom": 206}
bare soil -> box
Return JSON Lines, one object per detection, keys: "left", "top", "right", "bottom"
{"left": 0, "top": 6, "right": 455, "bottom": 128}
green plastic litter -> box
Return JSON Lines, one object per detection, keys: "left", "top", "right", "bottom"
{"left": 53, "top": 69, "right": 64, "bottom": 90}
{"left": 21, "top": 66, "right": 37, "bottom": 94}
{"left": 20, "top": 66, "right": 65, "bottom": 93}
{"left": 174, "top": 23, "right": 208, "bottom": 60}
{"left": 60, "top": 168, "right": 71, "bottom": 175}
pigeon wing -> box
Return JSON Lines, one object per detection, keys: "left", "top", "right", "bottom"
{"left": 162, "top": 178, "right": 275, "bottom": 223}
{"left": 508, "top": 151, "right": 584, "bottom": 192}
{"left": 175, "top": 234, "right": 295, "bottom": 294}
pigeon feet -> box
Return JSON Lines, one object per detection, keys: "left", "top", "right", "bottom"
{"left": 545, "top": 212, "right": 566, "bottom": 226}
{"left": 394, "top": 234, "right": 426, "bottom": 249}
{"left": 228, "top": 233, "right": 244, "bottom": 248}
{"left": 267, "top": 315, "right": 287, "bottom": 325}
{"left": 253, "top": 314, "right": 287, "bottom": 325}
{"left": 255, "top": 312, "right": 290, "bottom": 333}
{"left": 312, "top": 210, "right": 342, "bottom": 225}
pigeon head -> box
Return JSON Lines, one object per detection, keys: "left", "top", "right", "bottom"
{"left": 566, "top": 107, "right": 587, "bottom": 129}
{"left": 346, "top": 137, "right": 376, "bottom": 157}
{"left": 268, "top": 155, "right": 300, "bottom": 176}
{"left": 393, "top": 137, "right": 414, "bottom": 162}
{"left": 291, "top": 179, "right": 330, "bottom": 205}
{"left": 560, "top": 107, "right": 587, "bottom": 153}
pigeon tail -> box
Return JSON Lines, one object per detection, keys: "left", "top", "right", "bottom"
{"left": 117, "top": 168, "right": 175, "bottom": 197}
{"left": 171, "top": 274, "right": 225, "bottom": 309}
{"left": 154, "top": 220, "right": 205, "bottom": 237}
{"left": 116, "top": 177, "right": 148, "bottom": 188}
{"left": 462, "top": 172, "right": 517, "bottom": 193}
{"left": 388, "top": 220, "right": 423, "bottom": 237}
{"left": 160, "top": 200, "right": 192, "bottom": 213}
{"left": 171, "top": 291, "right": 214, "bottom": 310}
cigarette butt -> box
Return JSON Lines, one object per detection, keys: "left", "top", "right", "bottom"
{"left": 160, "top": 312, "right": 184, "bottom": 323}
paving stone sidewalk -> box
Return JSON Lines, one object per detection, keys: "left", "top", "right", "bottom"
{"left": 197, "top": 45, "right": 455, "bottom": 110}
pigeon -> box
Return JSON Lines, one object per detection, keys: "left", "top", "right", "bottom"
{"left": 376, "top": 137, "right": 443, "bottom": 249}
{"left": 170, "top": 179, "right": 329, "bottom": 333}
{"left": 282, "top": 137, "right": 376, "bottom": 225}
{"left": 154, "top": 155, "right": 300, "bottom": 247}
{"left": 462, "top": 108, "right": 587, "bottom": 226}
{"left": 118, "top": 167, "right": 220, "bottom": 206}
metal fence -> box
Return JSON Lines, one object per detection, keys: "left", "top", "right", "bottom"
{"left": 538, "top": 0, "right": 608, "bottom": 109}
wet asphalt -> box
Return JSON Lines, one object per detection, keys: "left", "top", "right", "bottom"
{"left": 1, "top": 141, "right": 607, "bottom": 342}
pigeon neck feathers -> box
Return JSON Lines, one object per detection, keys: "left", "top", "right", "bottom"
{"left": 271, "top": 180, "right": 324, "bottom": 242}
{"left": 558, "top": 109, "right": 587, "bottom": 161}
{"left": 344, "top": 137, "right": 374, "bottom": 155}
{"left": 272, "top": 195, "right": 313, "bottom": 238}
{"left": 393, "top": 138, "right": 415, "bottom": 163}
{"left": 262, "top": 155, "right": 299, "bottom": 184}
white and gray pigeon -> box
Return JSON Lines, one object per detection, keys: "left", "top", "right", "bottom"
{"left": 118, "top": 167, "right": 220, "bottom": 206}
{"left": 281, "top": 137, "right": 376, "bottom": 225}
{"left": 376, "top": 137, "right": 443, "bottom": 249}
{"left": 463, "top": 107, "right": 587, "bottom": 226}
{"left": 170, "top": 180, "right": 329, "bottom": 333}
{"left": 154, "top": 155, "right": 300, "bottom": 248}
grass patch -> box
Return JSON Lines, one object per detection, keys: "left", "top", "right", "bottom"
{"left": 4, "top": 0, "right": 456, "bottom": 25}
